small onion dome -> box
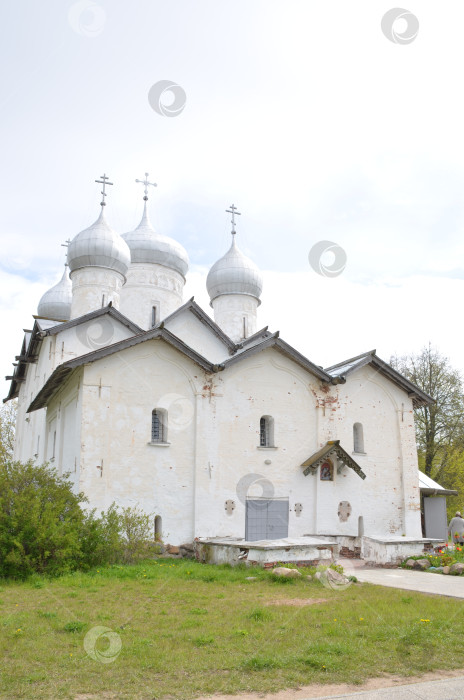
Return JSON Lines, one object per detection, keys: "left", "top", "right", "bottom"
{"left": 206, "top": 237, "right": 263, "bottom": 303}
{"left": 67, "top": 208, "right": 130, "bottom": 277}
{"left": 37, "top": 266, "right": 72, "bottom": 321}
{"left": 122, "top": 202, "right": 189, "bottom": 278}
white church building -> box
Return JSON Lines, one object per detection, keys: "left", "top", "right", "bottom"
{"left": 5, "top": 174, "right": 438, "bottom": 564}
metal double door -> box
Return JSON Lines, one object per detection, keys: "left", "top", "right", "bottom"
{"left": 245, "top": 498, "right": 289, "bottom": 541}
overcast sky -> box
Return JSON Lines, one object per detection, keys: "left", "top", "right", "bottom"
{"left": 1, "top": 0, "right": 464, "bottom": 394}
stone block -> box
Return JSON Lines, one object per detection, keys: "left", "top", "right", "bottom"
{"left": 180, "top": 542, "right": 194, "bottom": 552}
{"left": 449, "top": 563, "right": 464, "bottom": 575}
{"left": 272, "top": 567, "right": 302, "bottom": 578}
{"left": 412, "top": 558, "right": 430, "bottom": 570}
{"left": 326, "top": 568, "right": 350, "bottom": 586}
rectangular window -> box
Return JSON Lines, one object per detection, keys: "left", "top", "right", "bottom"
{"left": 260, "top": 417, "right": 269, "bottom": 447}
{"left": 151, "top": 409, "right": 167, "bottom": 442}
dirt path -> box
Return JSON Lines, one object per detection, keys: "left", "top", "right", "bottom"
{"left": 193, "top": 668, "right": 464, "bottom": 700}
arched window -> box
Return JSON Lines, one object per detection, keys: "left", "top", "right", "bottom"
{"left": 353, "top": 422, "right": 364, "bottom": 453}
{"left": 151, "top": 409, "right": 167, "bottom": 443}
{"left": 154, "top": 515, "right": 162, "bottom": 541}
{"left": 259, "top": 415, "right": 274, "bottom": 447}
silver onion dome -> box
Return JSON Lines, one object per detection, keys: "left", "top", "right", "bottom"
{"left": 206, "top": 237, "right": 263, "bottom": 303}
{"left": 122, "top": 202, "right": 189, "bottom": 278}
{"left": 37, "top": 265, "right": 72, "bottom": 321}
{"left": 67, "top": 208, "right": 131, "bottom": 277}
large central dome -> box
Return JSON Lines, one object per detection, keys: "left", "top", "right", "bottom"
{"left": 206, "top": 236, "right": 263, "bottom": 303}
{"left": 67, "top": 208, "right": 131, "bottom": 277}
{"left": 122, "top": 203, "right": 189, "bottom": 278}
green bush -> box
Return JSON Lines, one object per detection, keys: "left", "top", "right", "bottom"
{"left": 0, "top": 460, "right": 154, "bottom": 579}
{"left": 0, "top": 460, "right": 88, "bottom": 578}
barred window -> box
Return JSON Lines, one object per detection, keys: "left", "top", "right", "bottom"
{"left": 259, "top": 415, "right": 274, "bottom": 447}
{"left": 152, "top": 409, "right": 167, "bottom": 442}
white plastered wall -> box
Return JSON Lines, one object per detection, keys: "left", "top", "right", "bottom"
{"left": 163, "top": 310, "right": 230, "bottom": 363}
{"left": 119, "top": 263, "right": 184, "bottom": 329}
{"left": 211, "top": 294, "right": 259, "bottom": 342}
{"left": 76, "top": 339, "right": 202, "bottom": 544}
{"left": 314, "top": 365, "right": 421, "bottom": 539}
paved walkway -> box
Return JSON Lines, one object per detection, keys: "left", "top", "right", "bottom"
{"left": 313, "top": 675, "right": 464, "bottom": 699}
{"left": 354, "top": 567, "right": 464, "bottom": 598}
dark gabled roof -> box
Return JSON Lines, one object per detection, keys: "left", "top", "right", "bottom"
{"left": 325, "top": 350, "right": 434, "bottom": 407}
{"left": 40, "top": 305, "right": 143, "bottom": 337}
{"left": 4, "top": 306, "right": 144, "bottom": 404}
{"left": 4, "top": 323, "right": 43, "bottom": 403}
{"left": 234, "top": 326, "right": 271, "bottom": 350}
{"left": 161, "top": 297, "right": 236, "bottom": 352}
{"left": 27, "top": 327, "right": 219, "bottom": 412}
{"left": 26, "top": 321, "right": 341, "bottom": 412}
{"left": 301, "top": 440, "right": 366, "bottom": 480}
{"left": 221, "top": 333, "right": 336, "bottom": 383}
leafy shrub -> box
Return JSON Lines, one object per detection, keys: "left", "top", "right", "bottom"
{"left": 0, "top": 460, "right": 154, "bottom": 579}
{"left": 118, "top": 505, "right": 153, "bottom": 563}
{"left": 0, "top": 461, "right": 88, "bottom": 578}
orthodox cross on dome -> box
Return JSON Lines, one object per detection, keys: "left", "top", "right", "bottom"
{"left": 95, "top": 173, "right": 113, "bottom": 207}
{"left": 61, "top": 239, "right": 71, "bottom": 266}
{"left": 226, "top": 203, "right": 241, "bottom": 235}
{"left": 136, "top": 172, "right": 157, "bottom": 201}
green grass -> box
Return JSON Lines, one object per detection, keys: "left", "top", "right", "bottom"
{"left": 0, "top": 558, "right": 464, "bottom": 699}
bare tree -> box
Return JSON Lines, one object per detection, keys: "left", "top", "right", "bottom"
{"left": 391, "top": 344, "right": 464, "bottom": 477}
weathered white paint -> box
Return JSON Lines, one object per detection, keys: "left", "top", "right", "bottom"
{"left": 17, "top": 335, "right": 424, "bottom": 552}
{"left": 163, "top": 307, "right": 230, "bottom": 363}
{"left": 361, "top": 536, "right": 442, "bottom": 564}
{"left": 11, "top": 224, "right": 428, "bottom": 564}
{"left": 70, "top": 267, "right": 125, "bottom": 319}
{"left": 119, "top": 263, "right": 184, "bottom": 329}
{"left": 195, "top": 537, "right": 337, "bottom": 566}
{"left": 211, "top": 294, "right": 259, "bottom": 342}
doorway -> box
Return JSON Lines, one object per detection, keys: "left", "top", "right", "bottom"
{"left": 245, "top": 498, "right": 289, "bottom": 541}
